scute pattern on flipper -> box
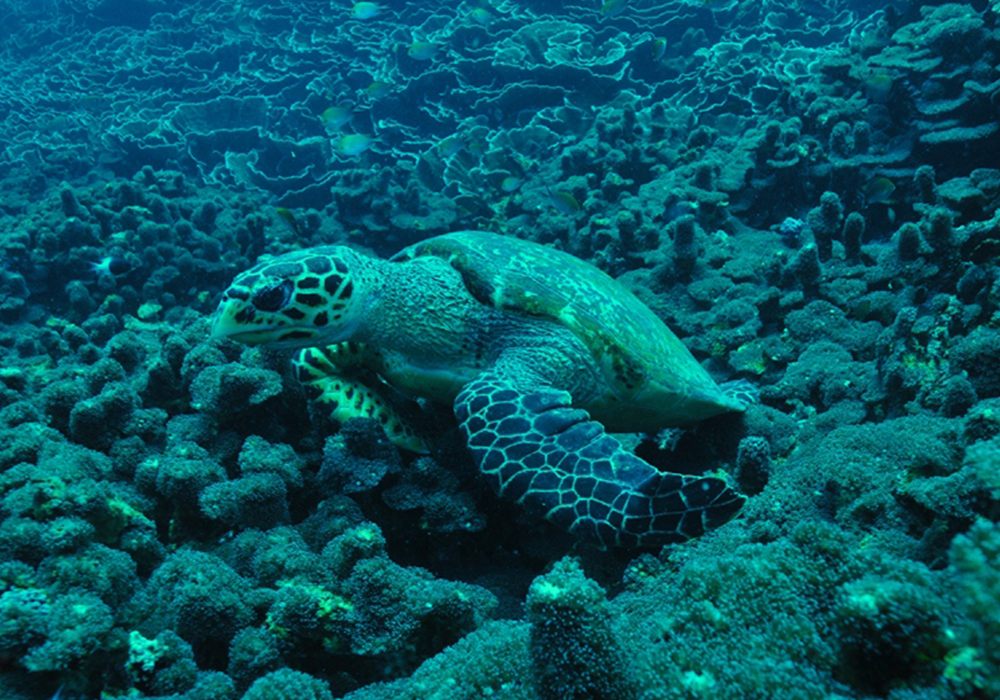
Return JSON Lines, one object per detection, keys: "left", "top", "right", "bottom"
{"left": 455, "top": 372, "right": 746, "bottom": 548}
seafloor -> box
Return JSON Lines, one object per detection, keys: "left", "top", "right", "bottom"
{"left": 0, "top": 0, "right": 998, "bottom": 698}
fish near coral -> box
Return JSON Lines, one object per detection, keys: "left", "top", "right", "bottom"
{"left": 547, "top": 188, "right": 581, "bottom": 215}
{"left": 337, "top": 134, "right": 374, "bottom": 156}
{"left": 350, "top": 2, "right": 382, "bottom": 19}
{"left": 439, "top": 136, "right": 466, "bottom": 157}
{"left": 320, "top": 105, "right": 353, "bottom": 130}
{"left": 500, "top": 176, "right": 522, "bottom": 193}
{"left": 864, "top": 176, "right": 896, "bottom": 205}
{"left": 864, "top": 73, "right": 894, "bottom": 103}
{"left": 407, "top": 42, "right": 441, "bottom": 61}
{"left": 364, "top": 81, "right": 393, "bottom": 99}
{"left": 275, "top": 208, "right": 301, "bottom": 237}
{"left": 652, "top": 38, "right": 667, "bottom": 60}
{"left": 469, "top": 7, "right": 493, "bottom": 25}
{"left": 601, "top": 0, "right": 629, "bottom": 18}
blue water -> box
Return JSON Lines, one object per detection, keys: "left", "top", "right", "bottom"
{"left": 0, "top": 0, "right": 998, "bottom": 697}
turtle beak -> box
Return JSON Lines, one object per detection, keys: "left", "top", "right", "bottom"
{"left": 211, "top": 299, "right": 269, "bottom": 344}
{"left": 211, "top": 301, "right": 235, "bottom": 339}
{"left": 211, "top": 298, "right": 325, "bottom": 347}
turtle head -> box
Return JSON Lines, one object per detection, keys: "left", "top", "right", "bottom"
{"left": 212, "top": 246, "right": 366, "bottom": 349}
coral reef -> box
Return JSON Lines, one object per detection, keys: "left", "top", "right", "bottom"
{"left": 0, "top": 0, "right": 998, "bottom": 696}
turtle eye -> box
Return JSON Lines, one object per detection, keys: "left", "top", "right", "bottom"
{"left": 252, "top": 279, "right": 294, "bottom": 312}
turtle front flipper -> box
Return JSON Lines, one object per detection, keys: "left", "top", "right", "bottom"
{"left": 454, "top": 372, "right": 746, "bottom": 548}
{"left": 294, "top": 345, "right": 432, "bottom": 453}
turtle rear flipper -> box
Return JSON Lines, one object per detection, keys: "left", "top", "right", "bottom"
{"left": 455, "top": 371, "right": 746, "bottom": 549}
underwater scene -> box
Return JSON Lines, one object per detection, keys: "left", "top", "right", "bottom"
{"left": 1, "top": 0, "right": 1000, "bottom": 697}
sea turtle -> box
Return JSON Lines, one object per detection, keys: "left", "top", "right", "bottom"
{"left": 211, "top": 231, "right": 750, "bottom": 548}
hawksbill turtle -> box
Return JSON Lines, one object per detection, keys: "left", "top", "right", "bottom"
{"left": 211, "top": 231, "right": 750, "bottom": 548}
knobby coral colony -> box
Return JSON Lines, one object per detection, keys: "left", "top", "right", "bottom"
{"left": 0, "top": 0, "right": 998, "bottom": 698}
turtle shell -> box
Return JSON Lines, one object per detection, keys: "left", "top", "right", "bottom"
{"left": 393, "top": 231, "right": 739, "bottom": 424}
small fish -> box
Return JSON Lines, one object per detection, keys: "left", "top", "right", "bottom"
{"left": 91, "top": 256, "right": 131, "bottom": 276}
{"left": 864, "top": 73, "right": 893, "bottom": 103}
{"left": 408, "top": 42, "right": 441, "bottom": 60}
{"left": 500, "top": 176, "right": 522, "bottom": 193}
{"left": 337, "top": 134, "right": 374, "bottom": 156}
{"left": 652, "top": 38, "right": 667, "bottom": 61}
{"left": 275, "top": 207, "right": 301, "bottom": 236}
{"left": 864, "top": 176, "right": 896, "bottom": 204}
{"left": 364, "top": 81, "right": 393, "bottom": 99}
{"left": 439, "top": 136, "right": 466, "bottom": 157}
{"left": 663, "top": 198, "right": 698, "bottom": 222}
{"left": 547, "top": 189, "right": 581, "bottom": 215}
{"left": 320, "top": 105, "right": 353, "bottom": 130}
{"left": 601, "top": 0, "right": 629, "bottom": 17}
{"left": 466, "top": 139, "right": 486, "bottom": 157}
{"left": 470, "top": 7, "right": 493, "bottom": 25}
{"left": 350, "top": 2, "right": 381, "bottom": 19}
